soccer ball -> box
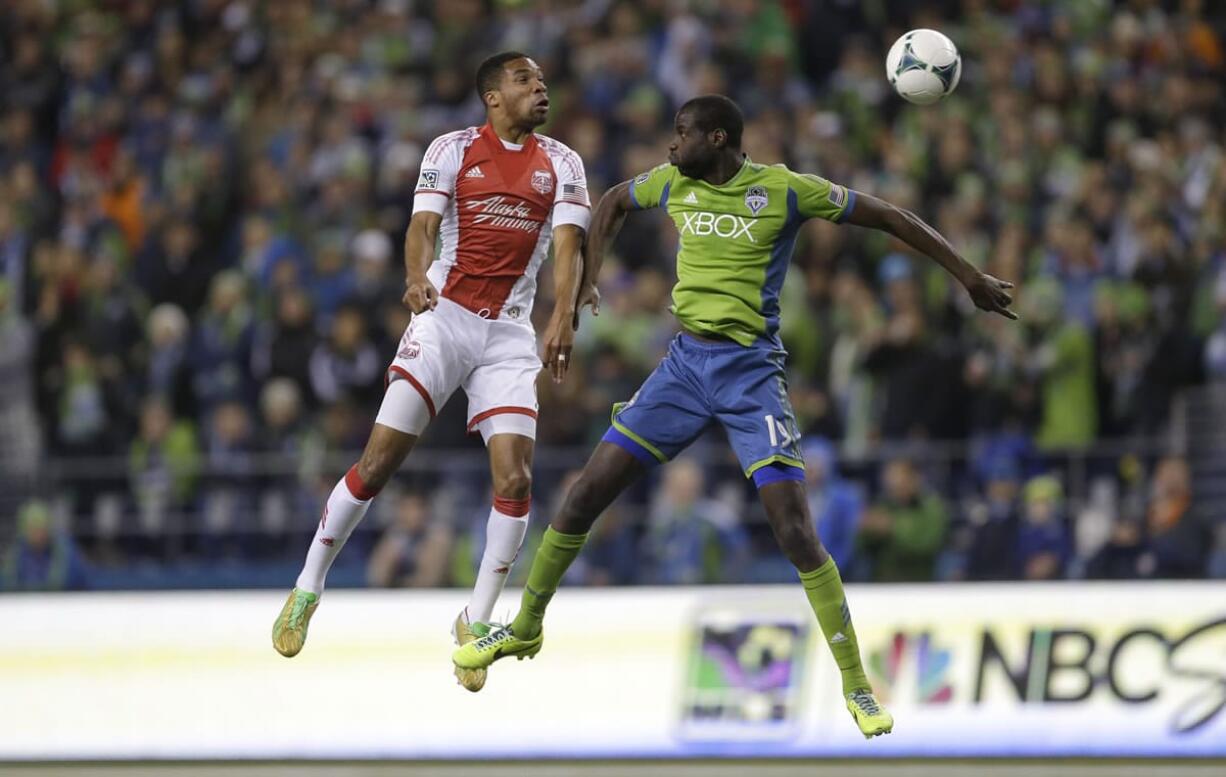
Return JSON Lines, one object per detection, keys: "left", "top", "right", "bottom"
{"left": 886, "top": 29, "right": 962, "bottom": 105}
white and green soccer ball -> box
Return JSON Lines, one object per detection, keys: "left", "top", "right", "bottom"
{"left": 886, "top": 29, "right": 962, "bottom": 105}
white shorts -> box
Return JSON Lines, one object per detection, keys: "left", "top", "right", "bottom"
{"left": 376, "top": 297, "right": 541, "bottom": 443}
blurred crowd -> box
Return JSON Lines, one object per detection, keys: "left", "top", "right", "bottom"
{"left": 1, "top": 0, "right": 1225, "bottom": 589}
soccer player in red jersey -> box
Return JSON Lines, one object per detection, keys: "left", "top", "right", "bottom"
{"left": 272, "top": 53, "right": 596, "bottom": 694}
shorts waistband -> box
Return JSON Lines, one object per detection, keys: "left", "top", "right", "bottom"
{"left": 679, "top": 327, "right": 743, "bottom": 348}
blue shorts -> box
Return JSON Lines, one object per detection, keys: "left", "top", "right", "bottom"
{"left": 603, "top": 332, "right": 805, "bottom": 487}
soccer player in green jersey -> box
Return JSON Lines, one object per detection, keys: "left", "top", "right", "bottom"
{"left": 453, "top": 95, "right": 1016, "bottom": 737}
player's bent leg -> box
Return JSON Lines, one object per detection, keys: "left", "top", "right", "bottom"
{"left": 453, "top": 432, "right": 535, "bottom": 692}
{"left": 452, "top": 442, "right": 649, "bottom": 670}
{"left": 758, "top": 475, "right": 893, "bottom": 738}
{"left": 274, "top": 384, "right": 424, "bottom": 658}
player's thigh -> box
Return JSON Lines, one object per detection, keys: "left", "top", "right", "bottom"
{"left": 711, "top": 346, "right": 804, "bottom": 478}
{"left": 555, "top": 442, "right": 648, "bottom": 534}
{"left": 381, "top": 303, "right": 471, "bottom": 434}
{"left": 463, "top": 323, "right": 541, "bottom": 444}
{"left": 607, "top": 345, "right": 713, "bottom": 465}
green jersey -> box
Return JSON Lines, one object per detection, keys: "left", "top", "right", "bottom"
{"left": 629, "top": 158, "right": 854, "bottom": 346}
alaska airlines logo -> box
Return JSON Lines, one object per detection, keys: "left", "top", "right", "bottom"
{"left": 679, "top": 211, "right": 756, "bottom": 242}
{"left": 869, "top": 631, "right": 954, "bottom": 704}
{"left": 466, "top": 195, "right": 542, "bottom": 233}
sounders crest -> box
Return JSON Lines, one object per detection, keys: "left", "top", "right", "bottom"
{"left": 745, "top": 185, "right": 768, "bottom": 215}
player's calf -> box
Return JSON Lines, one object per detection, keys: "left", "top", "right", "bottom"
{"left": 759, "top": 479, "right": 827, "bottom": 571}
{"left": 758, "top": 479, "right": 886, "bottom": 736}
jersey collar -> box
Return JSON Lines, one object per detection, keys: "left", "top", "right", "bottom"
{"left": 700, "top": 155, "right": 752, "bottom": 188}
{"left": 481, "top": 122, "right": 537, "bottom": 153}
{"left": 726, "top": 155, "right": 752, "bottom": 186}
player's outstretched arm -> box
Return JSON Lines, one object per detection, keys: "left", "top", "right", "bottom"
{"left": 543, "top": 223, "right": 584, "bottom": 383}
{"left": 579, "top": 180, "right": 635, "bottom": 318}
{"left": 846, "top": 191, "right": 1017, "bottom": 320}
{"left": 402, "top": 211, "right": 442, "bottom": 313}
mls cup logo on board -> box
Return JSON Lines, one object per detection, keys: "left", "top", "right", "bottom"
{"left": 679, "top": 612, "right": 807, "bottom": 741}
{"left": 531, "top": 169, "right": 553, "bottom": 195}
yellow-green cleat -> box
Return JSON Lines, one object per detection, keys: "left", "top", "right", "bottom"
{"left": 272, "top": 588, "right": 319, "bottom": 657}
{"left": 451, "top": 623, "right": 543, "bottom": 670}
{"left": 846, "top": 689, "right": 894, "bottom": 739}
{"left": 452, "top": 612, "right": 491, "bottom": 692}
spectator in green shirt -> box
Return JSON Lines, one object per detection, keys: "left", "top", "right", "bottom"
{"left": 1026, "top": 278, "right": 1098, "bottom": 449}
{"left": 857, "top": 458, "right": 949, "bottom": 582}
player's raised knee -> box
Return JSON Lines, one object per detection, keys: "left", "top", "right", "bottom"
{"left": 353, "top": 449, "right": 398, "bottom": 495}
{"left": 493, "top": 467, "right": 532, "bottom": 500}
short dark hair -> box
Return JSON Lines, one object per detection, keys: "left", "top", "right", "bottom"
{"left": 678, "top": 94, "right": 744, "bottom": 149}
{"left": 475, "top": 51, "right": 531, "bottom": 103}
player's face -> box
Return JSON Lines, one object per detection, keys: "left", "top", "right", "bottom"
{"left": 668, "top": 111, "right": 715, "bottom": 178}
{"left": 494, "top": 58, "right": 549, "bottom": 127}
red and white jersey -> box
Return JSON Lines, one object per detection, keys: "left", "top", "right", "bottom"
{"left": 411, "top": 123, "right": 590, "bottom": 326}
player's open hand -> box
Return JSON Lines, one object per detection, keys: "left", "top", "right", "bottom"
{"left": 573, "top": 281, "right": 601, "bottom": 330}
{"left": 403, "top": 277, "right": 439, "bottom": 314}
{"left": 965, "top": 272, "right": 1017, "bottom": 320}
{"left": 542, "top": 311, "right": 576, "bottom": 384}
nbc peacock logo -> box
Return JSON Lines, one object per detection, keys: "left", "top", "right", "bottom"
{"left": 868, "top": 631, "right": 954, "bottom": 704}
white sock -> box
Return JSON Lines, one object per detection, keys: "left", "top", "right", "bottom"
{"left": 296, "top": 471, "right": 374, "bottom": 595}
{"left": 465, "top": 501, "right": 530, "bottom": 623}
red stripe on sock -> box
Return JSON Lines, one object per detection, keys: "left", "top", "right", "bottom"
{"left": 344, "top": 465, "right": 380, "bottom": 501}
{"left": 493, "top": 496, "right": 531, "bottom": 517}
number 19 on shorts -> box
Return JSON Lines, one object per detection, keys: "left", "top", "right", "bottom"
{"left": 764, "top": 414, "right": 797, "bottom": 449}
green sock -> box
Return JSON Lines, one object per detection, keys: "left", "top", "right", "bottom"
{"left": 509, "top": 527, "right": 587, "bottom": 640}
{"left": 799, "top": 557, "right": 871, "bottom": 695}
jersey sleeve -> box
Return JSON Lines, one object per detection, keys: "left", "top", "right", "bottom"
{"left": 412, "top": 133, "right": 463, "bottom": 215}
{"left": 628, "top": 163, "right": 674, "bottom": 210}
{"left": 547, "top": 141, "right": 591, "bottom": 231}
{"left": 788, "top": 170, "right": 856, "bottom": 223}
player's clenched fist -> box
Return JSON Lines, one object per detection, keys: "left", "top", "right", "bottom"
{"left": 403, "top": 277, "right": 439, "bottom": 313}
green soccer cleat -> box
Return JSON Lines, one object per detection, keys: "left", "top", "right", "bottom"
{"left": 271, "top": 588, "right": 319, "bottom": 658}
{"left": 846, "top": 689, "right": 894, "bottom": 739}
{"left": 452, "top": 611, "right": 492, "bottom": 692}
{"left": 451, "top": 623, "right": 543, "bottom": 670}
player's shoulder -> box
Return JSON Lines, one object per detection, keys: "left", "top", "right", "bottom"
{"left": 535, "top": 133, "right": 584, "bottom": 171}
{"left": 764, "top": 162, "right": 839, "bottom": 190}
{"left": 424, "top": 126, "right": 482, "bottom": 159}
{"left": 534, "top": 132, "right": 577, "bottom": 156}
{"left": 762, "top": 162, "right": 803, "bottom": 182}
{"left": 633, "top": 162, "right": 674, "bottom": 185}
